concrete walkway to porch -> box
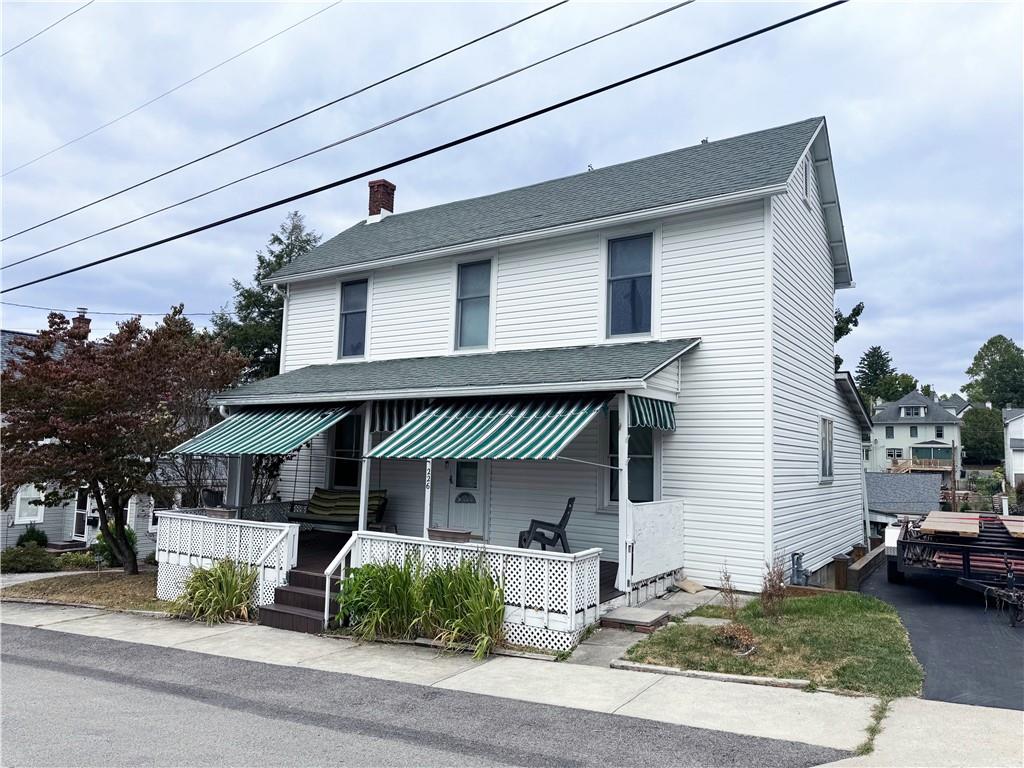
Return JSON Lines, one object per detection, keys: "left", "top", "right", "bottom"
{"left": 2, "top": 601, "right": 1021, "bottom": 765}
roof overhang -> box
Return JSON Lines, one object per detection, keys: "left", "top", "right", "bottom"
{"left": 264, "top": 187, "right": 787, "bottom": 286}
{"left": 789, "top": 119, "right": 853, "bottom": 289}
{"left": 835, "top": 371, "right": 872, "bottom": 431}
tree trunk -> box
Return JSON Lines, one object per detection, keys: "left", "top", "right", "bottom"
{"left": 92, "top": 483, "right": 140, "bottom": 575}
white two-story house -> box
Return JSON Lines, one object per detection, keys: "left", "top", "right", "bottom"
{"left": 865, "top": 390, "right": 962, "bottom": 483}
{"left": 168, "top": 117, "right": 871, "bottom": 644}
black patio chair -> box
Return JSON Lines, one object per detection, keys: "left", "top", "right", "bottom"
{"left": 518, "top": 497, "right": 575, "bottom": 553}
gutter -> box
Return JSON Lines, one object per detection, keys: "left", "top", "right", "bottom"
{"left": 263, "top": 186, "right": 788, "bottom": 286}
{"left": 211, "top": 378, "right": 650, "bottom": 407}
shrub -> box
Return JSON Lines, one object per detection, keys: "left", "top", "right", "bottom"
{"left": 1, "top": 543, "right": 58, "bottom": 574}
{"left": 56, "top": 551, "right": 98, "bottom": 570}
{"left": 143, "top": 551, "right": 158, "bottom": 566}
{"left": 713, "top": 622, "right": 756, "bottom": 652}
{"left": 421, "top": 559, "right": 504, "bottom": 659}
{"left": 173, "top": 559, "right": 257, "bottom": 623}
{"left": 761, "top": 556, "right": 787, "bottom": 620}
{"left": 719, "top": 564, "right": 739, "bottom": 621}
{"left": 93, "top": 527, "right": 137, "bottom": 567}
{"left": 16, "top": 524, "right": 48, "bottom": 548}
{"left": 959, "top": 500, "right": 972, "bottom": 514}
{"left": 336, "top": 559, "right": 423, "bottom": 641}
{"left": 336, "top": 556, "right": 505, "bottom": 658}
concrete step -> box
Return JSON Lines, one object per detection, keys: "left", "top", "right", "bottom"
{"left": 600, "top": 606, "right": 669, "bottom": 634}
{"left": 274, "top": 585, "right": 330, "bottom": 613}
{"left": 257, "top": 603, "right": 324, "bottom": 634}
{"left": 46, "top": 541, "right": 89, "bottom": 552}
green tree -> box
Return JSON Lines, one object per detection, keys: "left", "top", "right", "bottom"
{"left": 833, "top": 302, "right": 864, "bottom": 371}
{"left": 855, "top": 346, "right": 896, "bottom": 401}
{"left": 213, "top": 211, "right": 321, "bottom": 381}
{"left": 875, "top": 373, "right": 919, "bottom": 402}
{"left": 961, "top": 406, "right": 1004, "bottom": 465}
{"left": 961, "top": 335, "right": 1024, "bottom": 408}
{"left": 920, "top": 384, "right": 935, "bottom": 399}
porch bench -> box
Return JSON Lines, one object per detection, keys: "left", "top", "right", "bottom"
{"left": 287, "top": 488, "right": 388, "bottom": 532}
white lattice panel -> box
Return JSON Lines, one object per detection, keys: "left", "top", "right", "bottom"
{"left": 503, "top": 622, "right": 585, "bottom": 653}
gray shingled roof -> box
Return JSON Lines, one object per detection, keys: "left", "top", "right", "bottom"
{"left": 213, "top": 338, "right": 698, "bottom": 405}
{"left": 271, "top": 118, "right": 824, "bottom": 281}
{"left": 939, "top": 393, "right": 970, "bottom": 414}
{"left": 1004, "top": 408, "right": 1024, "bottom": 424}
{"left": 872, "top": 391, "right": 961, "bottom": 426}
{"left": 0, "top": 330, "right": 35, "bottom": 374}
{"left": 866, "top": 472, "right": 941, "bottom": 515}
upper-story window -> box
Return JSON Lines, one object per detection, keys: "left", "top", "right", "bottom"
{"left": 456, "top": 260, "right": 491, "bottom": 349}
{"left": 901, "top": 406, "right": 922, "bottom": 418}
{"left": 608, "top": 234, "right": 652, "bottom": 337}
{"left": 339, "top": 280, "right": 368, "bottom": 358}
{"left": 935, "top": 426, "right": 944, "bottom": 439}
{"left": 885, "top": 426, "right": 894, "bottom": 439}
{"left": 910, "top": 426, "right": 918, "bottom": 438}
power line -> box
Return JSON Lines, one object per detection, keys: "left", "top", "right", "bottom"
{"left": 1, "top": 1, "right": 850, "bottom": 296}
{"left": 0, "top": 300, "right": 231, "bottom": 317}
{"left": 3, "top": 0, "right": 693, "bottom": 269}
{"left": 1, "top": 0, "right": 96, "bottom": 57}
{"left": 1, "top": 0, "right": 567, "bottom": 238}
{"left": 1, "top": 1, "right": 346, "bottom": 177}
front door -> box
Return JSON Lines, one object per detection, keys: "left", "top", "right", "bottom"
{"left": 446, "top": 460, "right": 486, "bottom": 537}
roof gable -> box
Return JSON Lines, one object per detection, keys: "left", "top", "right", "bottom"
{"left": 873, "top": 390, "right": 961, "bottom": 425}
{"left": 271, "top": 118, "right": 828, "bottom": 282}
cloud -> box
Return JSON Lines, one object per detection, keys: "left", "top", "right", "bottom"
{"left": 2, "top": 1, "right": 1021, "bottom": 396}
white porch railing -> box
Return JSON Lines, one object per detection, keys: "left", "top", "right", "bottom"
{"left": 628, "top": 498, "right": 685, "bottom": 597}
{"left": 326, "top": 531, "right": 601, "bottom": 653}
{"left": 155, "top": 511, "right": 299, "bottom": 606}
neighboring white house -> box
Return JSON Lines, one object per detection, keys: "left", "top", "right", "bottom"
{"left": 865, "top": 390, "right": 962, "bottom": 482}
{"left": 1004, "top": 408, "right": 1024, "bottom": 488}
{"left": 163, "top": 118, "right": 873, "bottom": 648}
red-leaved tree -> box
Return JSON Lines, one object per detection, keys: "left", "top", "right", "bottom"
{"left": 1, "top": 307, "right": 246, "bottom": 574}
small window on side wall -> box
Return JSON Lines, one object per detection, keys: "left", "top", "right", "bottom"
{"left": 935, "top": 425, "right": 944, "bottom": 439}
{"left": 885, "top": 426, "right": 894, "bottom": 439}
{"left": 14, "top": 486, "right": 45, "bottom": 524}
{"left": 456, "top": 260, "right": 491, "bottom": 349}
{"left": 819, "top": 417, "right": 834, "bottom": 482}
{"left": 339, "top": 280, "right": 368, "bottom": 358}
{"left": 607, "top": 234, "right": 652, "bottom": 337}
{"left": 608, "top": 410, "right": 654, "bottom": 503}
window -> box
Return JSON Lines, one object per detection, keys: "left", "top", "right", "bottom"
{"left": 863, "top": 447, "right": 871, "bottom": 461}
{"left": 455, "top": 461, "right": 478, "bottom": 489}
{"left": 332, "top": 414, "right": 363, "bottom": 488}
{"left": 339, "top": 280, "right": 367, "bottom": 358}
{"left": 935, "top": 426, "right": 944, "bottom": 439}
{"left": 885, "top": 426, "right": 894, "bottom": 439}
{"left": 910, "top": 426, "right": 918, "bottom": 438}
{"left": 607, "top": 234, "right": 652, "bottom": 336}
{"left": 886, "top": 448, "right": 903, "bottom": 460}
{"left": 14, "top": 486, "right": 44, "bottom": 524}
{"left": 902, "top": 406, "right": 922, "bottom": 417}
{"left": 819, "top": 418, "right": 834, "bottom": 481}
{"left": 608, "top": 410, "right": 654, "bottom": 503}
{"left": 456, "top": 260, "right": 491, "bottom": 349}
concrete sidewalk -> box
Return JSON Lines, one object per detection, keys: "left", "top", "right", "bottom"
{"left": 2, "top": 601, "right": 1021, "bottom": 765}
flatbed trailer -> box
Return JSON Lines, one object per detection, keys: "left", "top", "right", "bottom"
{"left": 885, "top": 514, "right": 1024, "bottom": 626}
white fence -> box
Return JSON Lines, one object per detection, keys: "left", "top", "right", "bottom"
{"left": 155, "top": 512, "right": 299, "bottom": 606}
{"left": 628, "top": 498, "right": 685, "bottom": 602}
{"left": 338, "top": 532, "right": 602, "bottom": 653}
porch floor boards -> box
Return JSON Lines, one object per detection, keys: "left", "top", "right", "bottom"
{"left": 293, "top": 532, "right": 625, "bottom": 604}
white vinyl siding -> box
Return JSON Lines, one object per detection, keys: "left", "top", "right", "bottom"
{"left": 770, "top": 148, "right": 864, "bottom": 577}
{"left": 281, "top": 279, "right": 339, "bottom": 372}
{"left": 370, "top": 260, "right": 451, "bottom": 359}
{"left": 493, "top": 233, "right": 600, "bottom": 351}
{"left": 1, "top": 486, "right": 67, "bottom": 549}
{"left": 658, "top": 201, "right": 769, "bottom": 590}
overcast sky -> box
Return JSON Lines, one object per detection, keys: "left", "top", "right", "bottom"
{"left": 2, "top": 0, "right": 1021, "bottom": 395}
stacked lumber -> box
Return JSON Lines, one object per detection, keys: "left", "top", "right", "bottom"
{"left": 920, "top": 511, "right": 979, "bottom": 538}
{"left": 1001, "top": 517, "right": 1024, "bottom": 540}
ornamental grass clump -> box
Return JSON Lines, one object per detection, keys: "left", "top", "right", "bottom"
{"left": 336, "top": 556, "right": 505, "bottom": 659}
{"left": 173, "top": 559, "right": 257, "bottom": 624}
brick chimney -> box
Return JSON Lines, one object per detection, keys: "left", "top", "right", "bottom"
{"left": 70, "top": 307, "right": 91, "bottom": 340}
{"left": 368, "top": 179, "right": 396, "bottom": 217}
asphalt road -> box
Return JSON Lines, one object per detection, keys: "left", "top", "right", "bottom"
{"left": 862, "top": 566, "right": 1024, "bottom": 710}
{"left": 0, "top": 625, "right": 846, "bottom": 768}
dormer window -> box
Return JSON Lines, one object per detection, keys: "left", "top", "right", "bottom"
{"left": 901, "top": 406, "right": 923, "bottom": 418}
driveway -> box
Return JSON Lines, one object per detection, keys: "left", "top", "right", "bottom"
{"left": 861, "top": 567, "right": 1024, "bottom": 710}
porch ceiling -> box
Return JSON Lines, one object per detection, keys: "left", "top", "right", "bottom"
{"left": 211, "top": 338, "right": 700, "bottom": 406}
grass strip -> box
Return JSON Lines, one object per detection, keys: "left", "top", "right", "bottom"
{"left": 1, "top": 571, "right": 169, "bottom": 612}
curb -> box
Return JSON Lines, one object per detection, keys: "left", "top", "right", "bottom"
{"left": 610, "top": 659, "right": 811, "bottom": 689}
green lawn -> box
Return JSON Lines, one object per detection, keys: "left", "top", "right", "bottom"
{"left": 627, "top": 592, "right": 923, "bottom": 697}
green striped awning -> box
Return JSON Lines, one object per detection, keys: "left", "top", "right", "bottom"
{"left": 169, "top": 404, "right": 359, "bottom": 456}
{"left": 367, "top": 394, "right": 609, "bottom": 461}
{"left": 371, "top": 399, "right": 431, "bottom": 433}
{"left": 628, "top": 395, "right": 675, "bottom": 431}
